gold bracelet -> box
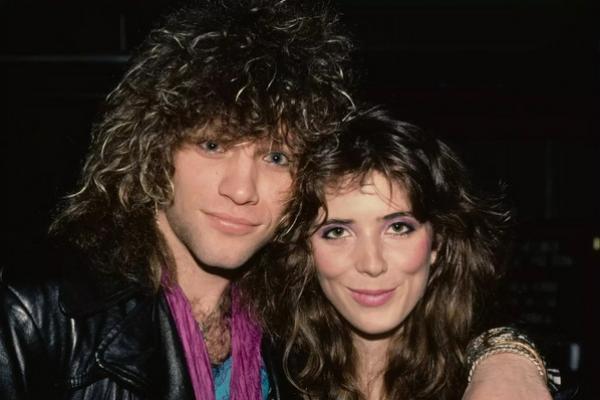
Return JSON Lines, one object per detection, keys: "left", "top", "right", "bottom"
{"left": 466, "top": 327, "right": 547, "bottom": 384}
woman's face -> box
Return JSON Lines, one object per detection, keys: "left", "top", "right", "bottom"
{"left": 310, "top": 172, "right": 436, "bottom": 337}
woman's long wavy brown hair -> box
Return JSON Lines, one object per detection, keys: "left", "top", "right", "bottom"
{"left": 50, "top": 0, "right": 356, "bottom": 290}
{"left": 258, "top": 108, "right": 511, "bottom": 399}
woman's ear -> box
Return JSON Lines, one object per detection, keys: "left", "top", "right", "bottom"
{"left": 430, "top": 249, "right": 438, "bottom": 266}
{"left": 429, "top": 231, "right": 441, "bottom": 266}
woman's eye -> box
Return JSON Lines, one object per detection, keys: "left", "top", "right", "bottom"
{"left": 322, "top": 226, "right": 348, "bottom": 240}
{"left": 199, "top": 141, "right": 224, "bottom": 153}
{"left": 388, "top": 222, "right": 414, "bottom": 235}
{"left": 264, "top": 151, "right": 290, "bottom": 166}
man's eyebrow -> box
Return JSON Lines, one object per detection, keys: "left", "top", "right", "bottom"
{"left": 254, "top": 139, "right": 289, "bottom": 151}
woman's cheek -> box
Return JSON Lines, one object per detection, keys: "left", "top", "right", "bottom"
{"left": 386, "top": 235, "right": 435, "bottom": 274}
{"left": 312, "top": 242, "right": 349, "bottom": 278}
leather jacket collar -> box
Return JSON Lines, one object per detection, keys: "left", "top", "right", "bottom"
{"left": 54, "top": 267, "right": 289, "bottom": 399}
{"left": 55, "top": 266, "right": 195, "bottom": 398}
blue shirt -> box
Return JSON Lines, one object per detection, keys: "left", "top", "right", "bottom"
{"left": 212, "top": 356, "right": 270, "bottom": 400}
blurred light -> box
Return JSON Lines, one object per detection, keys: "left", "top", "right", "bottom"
{"left": 569, "top": 342, "right": 580, "bottom": 371}
{"left": 594, "top": 237, "right": 600, "bottom": 251}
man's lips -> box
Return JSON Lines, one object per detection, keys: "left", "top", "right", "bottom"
{"left": 205, "top": 211, "right": 260, "bottom": 235}
{"left": 348, "top": 288, "right": 396, "bottom": 307}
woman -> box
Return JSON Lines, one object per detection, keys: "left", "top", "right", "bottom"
{"left": 261, "top": 108, "right": 537, "bottom": 399}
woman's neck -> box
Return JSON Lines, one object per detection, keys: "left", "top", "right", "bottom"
{"left": 353, "top": 333, "right": 391, "bottom": 400}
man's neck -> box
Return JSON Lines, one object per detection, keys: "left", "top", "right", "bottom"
{"left": 177, "top": 263, "right": 234, "bottom": 363}
{"left": 175, "top": 257, "right": 231, "bottom": 321}
{"left": 157, "top": 211, "right": 233, "bottom": 363}
{"left": 156, "top": 211, "right": 231, "bottom": 318}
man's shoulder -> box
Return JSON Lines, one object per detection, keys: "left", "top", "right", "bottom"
{"left": 1, "top": 266, "right": 61, "bottom": 311}
{"left": 0, "top": 259, "right": 145, "bottom": 322}
{"left": 0, "top": 259, "right": 160, "bottom": 352}
{"left": 0, "top": 238, "right": 74, "bottom": 317}
{"left": 0, "top": 272, "right": 67, "bottom": 369}
{"left": 0, "top": 262, "right": 169, "bottom": 396}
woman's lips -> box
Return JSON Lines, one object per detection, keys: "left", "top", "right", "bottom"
{"left": 349, "top": 288, "right": 396, "bottom": 307}
{"left": 205, "top": 212, "right": 260, "bottom": 235}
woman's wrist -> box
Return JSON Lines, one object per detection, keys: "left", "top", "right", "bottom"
{"left": 466, "top": 327, "right": 547, "bottom": 385}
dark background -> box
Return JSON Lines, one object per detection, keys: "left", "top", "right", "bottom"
{"left": 1, "top": 0, "right": 597, "bottom": 397}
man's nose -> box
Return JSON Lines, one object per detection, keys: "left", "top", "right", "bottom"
{"left": 218, "top": 150, "right": 259, "bottom": 205}
{"left": 354, "top": 237, "right": 387, "bottom": 277}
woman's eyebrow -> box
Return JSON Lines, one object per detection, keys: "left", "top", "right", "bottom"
{"left": 381, "top": 211, "right": 414, "bottom": 221}
{"left": 322, "top": 218, "right": 353, "bottom": 225}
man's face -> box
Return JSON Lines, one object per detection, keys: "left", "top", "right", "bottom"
{"left": 157, "top": 133, "right": 293, "bottom": 270}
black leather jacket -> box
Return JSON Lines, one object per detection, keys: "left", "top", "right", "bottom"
{"left": 0, "top": 270, "right": 292, "bottom": 400}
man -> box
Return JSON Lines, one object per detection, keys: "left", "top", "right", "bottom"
{"left": 0, "top": 1, "right": 554, "bottom": 399}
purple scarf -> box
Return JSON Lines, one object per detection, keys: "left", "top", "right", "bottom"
{"left": 163, "top": 279, "right": 263, "bottom": 400}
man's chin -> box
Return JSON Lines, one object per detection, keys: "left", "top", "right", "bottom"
{"left": 194, "top": 251, "right": 255, "bottom": 277}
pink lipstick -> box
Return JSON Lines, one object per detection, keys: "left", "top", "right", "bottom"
{"left": 349, "top": 288, "right": 395, "bottom": 307}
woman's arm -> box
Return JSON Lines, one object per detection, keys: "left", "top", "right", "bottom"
{"left": 464, "top": 352, "right": 552, "bottom": 400}
{"left": 463, "top": 326, "right": 569, "bottom": 400}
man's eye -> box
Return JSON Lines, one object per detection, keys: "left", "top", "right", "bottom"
{"left": 264, "top": 151, "right": 290, "bottom": 166}
{"left": 199, "top": 141, "right": 224, "bottom": 153}
{"left": 322, "top": 226, "right": 348, "bottom": 240}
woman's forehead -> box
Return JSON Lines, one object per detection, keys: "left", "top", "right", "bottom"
{"left": 325, "top": 171, "right": 407, "bottom": 195}
{"left": 323, "top": 171, "right": 412, "bottom": 209}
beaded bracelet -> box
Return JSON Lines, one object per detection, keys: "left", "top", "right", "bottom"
{"left": 466, "top": 327, "right": 547, "bottom": 384}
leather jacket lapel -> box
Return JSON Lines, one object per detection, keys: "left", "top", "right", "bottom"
{"left": 95, "top": 292, "right": 195, "bottom": 399}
